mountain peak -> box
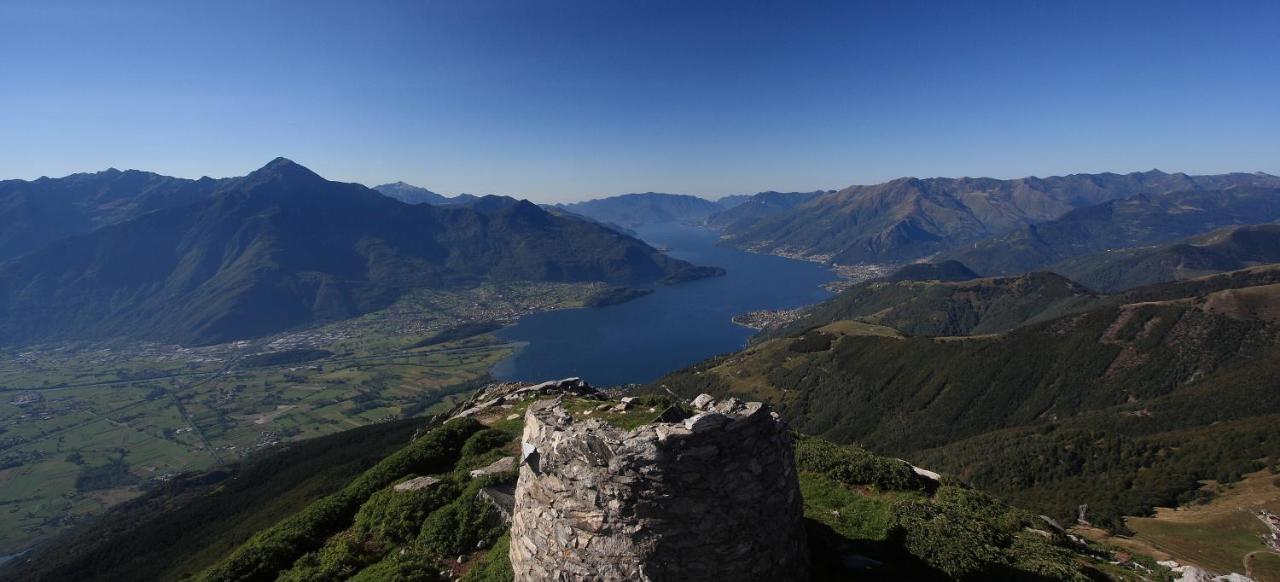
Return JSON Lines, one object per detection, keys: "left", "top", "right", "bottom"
{"left": 256, "top": 156, "right": 307, "bottom": 172}
{"left": 244, "top": 157, "right": 325, "bottom": 185}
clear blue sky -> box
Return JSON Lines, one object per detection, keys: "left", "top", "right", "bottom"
{"left": 2, "top": 0, "right": 1277, "bottom": 202}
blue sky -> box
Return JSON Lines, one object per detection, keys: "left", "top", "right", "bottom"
{"left": 2, "top": 0, "right": 1277, "bottom": 202}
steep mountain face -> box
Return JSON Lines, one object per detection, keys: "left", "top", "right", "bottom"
{"left": 655, "top": 265, "right": 1280, "bottom": 531}
{"left": 941, "top": 186, "right": 1280, "bottom": 276}
{"left": 768, "top": 271, "right": 1096, "bottom": 338}
{"left": 704, "top": 190, "right": 828, "bottom": 232}
{"left": 721, "top": 171, "right": 1280, "bottom": 265}
{"left": 1052, "top": 223, "right": 1280, "bottom": 292}
{"left": 558, "top": 192, "right": 724, "bottom": 228}
{"left": 372, "top": 182, "right": 478, "bottom": 206}
{"left": 0, "top": 169, "right": 223, "bottom": 260}
{"left": 0, "top": 159, "right": 703, "bottom": 346}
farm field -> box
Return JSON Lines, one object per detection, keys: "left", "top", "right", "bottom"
{"left": 0, "top": 282, "right": 598, "bottom": 555}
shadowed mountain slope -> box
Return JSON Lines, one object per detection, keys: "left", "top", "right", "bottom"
{"left": 0, "top": 159, "right": 705, "bottom": 346}
{"left": 0, "top": 169, "right": 225, "bottom": 260}
{"left": 559, "top": 192, "right": 724, "bottom": 228}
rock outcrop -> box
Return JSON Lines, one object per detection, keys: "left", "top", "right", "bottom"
{"left": 450, "top": 377, "right": 599, "bottom": 419}
{"left": 509, "top": 393, "right": 809, "bottom": 581}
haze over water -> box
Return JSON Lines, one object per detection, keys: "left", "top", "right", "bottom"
{"left": 491, "top": 223, "right": 836, "bottom": 386}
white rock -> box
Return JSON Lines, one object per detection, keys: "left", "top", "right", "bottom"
{"left": 471, "top": 456, "right": 516, "bottom": 478}
{"left": 683, "top": 412, "right": 730, "bottom": 433}
{"left": 394, "top": 476, "right": 441, "bottom": 492}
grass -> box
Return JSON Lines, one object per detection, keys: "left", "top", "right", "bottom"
{"left": 799, "top": 472, "right": 900, "bottom": 541}
{"left": 1119, "top": 469, "right": 1280, "bottom": 576}
{"left": 1251, "top": 552, "right": 1280, "bottom": 581}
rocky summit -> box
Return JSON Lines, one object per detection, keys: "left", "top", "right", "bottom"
{"left": 509, "top": 393, "right": 808, "bottom": 581}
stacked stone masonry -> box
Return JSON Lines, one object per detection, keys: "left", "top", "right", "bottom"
{"left": 509, "top": 393, "right": 809, "bottom": 581}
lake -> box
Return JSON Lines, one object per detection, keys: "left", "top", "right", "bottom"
{"left": 491, "top": 222, "right": 837, "bottom": 386}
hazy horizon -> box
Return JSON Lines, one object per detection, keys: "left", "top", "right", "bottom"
{"left": 3, "top": 0, "right": 1278, "bottom": 202}
{"left": 15, "top": 159, "right": 1280, "bottom": 205}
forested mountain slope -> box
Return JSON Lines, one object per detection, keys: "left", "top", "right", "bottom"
{"left": 766, "top": 271, "right": 1096, "bottom": 339}
{"left": 1051, "top": 223, "right": 1280, "bottom": 291}
{"left": 654, "top": 266, "right": 1280, "bottom": 531}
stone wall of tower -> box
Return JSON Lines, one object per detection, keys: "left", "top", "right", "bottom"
{"left": 508, "top": 394, "right": 809, "bottom": 581}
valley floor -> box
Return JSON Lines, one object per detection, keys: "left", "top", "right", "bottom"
{"left": 0, "top": 281, "right": 601, "bottom": 555}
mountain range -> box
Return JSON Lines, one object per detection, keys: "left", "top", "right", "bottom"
{"left": 0, "top": 169, "right": 225, "bottom": 261}
{"left": 703, "top": 190, "right": 829, "bottom": 232}
{"left": 372, "top": 182, "right": 479, "bottom": 206}
{"left": 717, "top": 171, "right": 1280, "bottom": 264}
{"left": 941, "top": 185, "right": 1280, "bottom": 277}
{"left": 0, "top": 159, "right": 708, "bottom": 346}
{"left": 557, "top": 192, "right": 725, "bottom": 228}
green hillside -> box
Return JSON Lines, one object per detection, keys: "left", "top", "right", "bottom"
{"left": 1052, "top": 224, "right": 1280, "bottom": 291}
{"left": 7, "top": 389, "right": 1156, "bottom": 582}
{"left": 765, "top": 271, "right": 1097, "bottom": 339}
{"left": 653, "top": 266, "right": 1280, "bottom": 532}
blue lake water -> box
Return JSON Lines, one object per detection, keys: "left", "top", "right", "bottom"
{"left": 491, "top": 222, "right": 836, "bottom": 386}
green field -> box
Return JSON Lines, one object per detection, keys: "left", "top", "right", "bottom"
{"left": 1126, "top": 470, "right": 1280, "bottom": 578}
{"left": 0, "top": 282, "right": 599, "bottom": 554}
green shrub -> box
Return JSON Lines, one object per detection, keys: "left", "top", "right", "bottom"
{"left": 460, "top": 429, "right": 513, "bottom": 461}
{"left": 795, "top": 435, "right": 928, "bottom": 492}
{"left": 418, "top": 479, "right": 506, "bottom": 558}
{"left": 887, "top": 485, "right": 1088, "bottom": 581}
{"left": 349, "top": 549, "right": 446, "bottom": 582}
{"left": 460, "top": 535, "right": 513, "bottom": 582}
{"left": 277, "top": 533, "right": 380, "bottom": 582}
{"left": 201, "top": 418, "right": 481, "bottom": 582}
{"left": 352, "top": 482, "right": 460, "bottom": 545}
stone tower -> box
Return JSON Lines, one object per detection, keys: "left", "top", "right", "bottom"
{"left": 509, "top": 394, "right": 809, "bottom": 581}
